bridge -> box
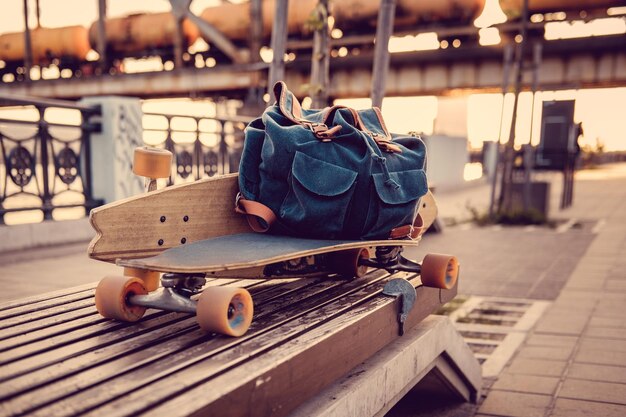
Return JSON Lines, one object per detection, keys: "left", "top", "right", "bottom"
{"left": 0, "top": 0, "right": 624, "bottom": 100}
{"left": 1, "top": 33, "right": 624, "bottom": 100}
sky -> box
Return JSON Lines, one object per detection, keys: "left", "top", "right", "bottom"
{"left": 0, "top": 0, "right": 221, "bottom": 31}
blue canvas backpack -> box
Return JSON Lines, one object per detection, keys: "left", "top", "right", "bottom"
{"left": 236, "top": 82, "right": 429, "bottom": 241}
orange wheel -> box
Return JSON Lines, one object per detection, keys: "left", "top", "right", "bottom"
{"left": 133, "top": 146, "right": 172, "bottom": 179}
{"left": 94, "top": 275, "right": 147, "bottom": 322}
{"left": 124, "top": 267, "right": 160, "bottom": 292}
{"left": 420, "top": 253, "right": 459, "bottom": 290}
{"left": 329, "top": 248, "right": 370, "bottom": 278}
{"left": 196, "top": 287, "right": 253, "bottom": 337}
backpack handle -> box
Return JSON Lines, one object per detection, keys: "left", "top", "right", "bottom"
{"left": 272, "top": 81, "right": 399, "bottom": 152}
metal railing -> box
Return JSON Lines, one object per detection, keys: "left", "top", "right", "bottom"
{"left": 0, "top": 95, "right": 102, "bottom": 224}
{"left": 142, "top": 112, "right": 253, "bottom": 183}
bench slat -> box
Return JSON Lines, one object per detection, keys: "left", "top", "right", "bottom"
{"left": 0, "top": 300, "right": 95, "bottom": 330}
{"left": 0, "top": 284, "right": 95, "bottom": 312}
{"left": 0, "top": 291, "right": 95, "bottom": 321}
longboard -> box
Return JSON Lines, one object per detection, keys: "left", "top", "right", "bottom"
{"left": 91, "top": 171, "right": 450, "bottom": 338}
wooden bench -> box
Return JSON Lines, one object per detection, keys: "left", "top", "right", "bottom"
{"left": 0, "top": 269, "right": 480, "bottom": 417}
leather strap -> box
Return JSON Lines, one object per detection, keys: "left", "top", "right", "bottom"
{"left": 389, "top": 213, "right": 425, "bottom": 240}
{"left": 235, "top": 194, "right": 277, "bottom": 233}
{"left": 291, "top": 90, "right": 303, "bottom": 120}
{"left": 274, "top": 81, "right": 343, "bottom": 140}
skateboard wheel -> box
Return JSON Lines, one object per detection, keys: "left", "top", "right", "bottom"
{"left": 420, "top": 253, "right": 459, "bottom": 290}
{"left": 329, "top": 248, "right": 370, "bottom": 278}
{"left": 197, "top": 287, "right": 253, "bottom": 337}
{"left": 133, "top": 146, "right": 172, "bottom": 179}
{"left": 123, "top": 267, "right": 160, "bottom": 292}
{"left": 95, "top": 275, "right": 147, "bottom": 322}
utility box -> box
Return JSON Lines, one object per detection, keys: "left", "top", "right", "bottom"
{"left": 510, "top": 181, "right": 551, "bottom": 217}
{"left": 535, "top": 100, "right": 577, "bottom": 170}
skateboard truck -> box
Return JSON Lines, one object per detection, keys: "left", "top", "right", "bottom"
{"left": 382, "top": 278, "right": 417, "bottom": 336}
{"left": 360, "top": 246, "right": 422, "bottom": 274}
{"left": 129, "top": 273, "right": 206, "bottom": 314}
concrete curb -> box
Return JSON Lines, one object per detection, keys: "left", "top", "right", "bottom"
{"left": 0, "top": 218, "right": 95, "bottom": 253}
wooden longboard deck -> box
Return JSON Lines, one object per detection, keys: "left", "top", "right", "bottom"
{"left": 88, "top": 174, "right": 249, "bottom": 262}
{"left": 118, "top": 233, "right": 421, "bottom": 274}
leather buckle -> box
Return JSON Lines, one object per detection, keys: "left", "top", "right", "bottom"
{"left": 304, "top": 123, "right": 341, "bottom": 142}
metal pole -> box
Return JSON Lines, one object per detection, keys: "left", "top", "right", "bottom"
{"left": 97, "top": 0, "right": 107, "bottom": 74}
{"left": 310, "top": 0, "right": 330, "bottom": 108}
{"left": 370, "top": 0, "right": 396, "bottom": 108}
{"left": 497, "top": 0, "right": 529, "bottom": 214}
{"left": 23, "top": 0, "right": 33, "bottom": 81}
{"left": 488, "top": 44, "right": 514, "bottom": 218}
{"left": 528, "top": 43, "right": 542, "bottom": 140}
{"left": 38, "top": 107, "right": 53, "bottom": 220}
{"left": 522, "top": 42, "right": 542, "bottom": 211}
{"left": 245, "top": 0, "right": 264, "bottom": 111}
{"left": 249, "top": 0, "right": 263, "bottom": 65}
{"left": 268, "top": 0, "right": 289, "bottom": 92}
{"left": 81, "top": 111, "right": 94, "bottom": 212}
{"left": 173, "top": 16, "right": 185, "bottom": 70}
{"left": 35, "top": 0, "right": 41, "bottom": 28}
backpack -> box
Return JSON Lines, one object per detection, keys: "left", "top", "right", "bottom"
{"left": 236, "top": 81, "right": 428, "bottom": 241}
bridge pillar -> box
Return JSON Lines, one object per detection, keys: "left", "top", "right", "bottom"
{"left": 80, "top": 96, "right": 144, "bottom": 204}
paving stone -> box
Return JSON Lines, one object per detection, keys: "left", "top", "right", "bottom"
{"left": 589, "top": 316, "right": 626, "bottom": 329}
{"left": 505, "top": 357, "right": 567, "bottom": 377}
{"left": 525, "top": 334, "right": 578, "bottom": 347}
{"left": 549, "top": 298, "right": 597, "bottom": 312}
{"left": 491, "top": 374, "right": 559, "bottom": 395}
{"left": 585, "top": 326, "right": 626, "bottom": 340}
{"left": 553, "top": 289, "right": 603, "bottom": 304}
{"left": 517, "top": 345, "right": 575, "bottom": 361}
{"left": 605, "top": 280, "right": 626, "bottom": 292}
{"left": 559, "top": 379, "right": 626, "bottom": 405}
{"left": 566, "top": 269, "right": 608, "bottom": 280}
{"left": 580, "top": 337, "right": 626, "bottom": 352}
{"left": 478, "top": 391, "right": 551, "bottom": 417}
{"left": 567, "top": 363, "right": 626, "bottom": 384}
{"left": 574, "top": 347, "right": 626, "bottom": 367}
{"left": 593, "top": 309, "right": 626, "bottom": 320}
{"left": 533, "top": 312, "right": 589, "bottom": 335}
{"left": 595, "top": 298, "right": 626, "bottom": 311}
{"left": 564, "top": 278, "right": 605, "bottom": 290}
{"left": 552, "top": 398, "right": 626, "bottom": 417}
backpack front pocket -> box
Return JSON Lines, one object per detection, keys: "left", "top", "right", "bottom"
{"left": 362, "top": 169, "right": 428, "bottom": 239}
{"left": 279, "top": 152, "right": 358, "bottom": 238}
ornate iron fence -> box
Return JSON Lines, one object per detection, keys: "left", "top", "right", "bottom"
{"left": 0, "top": 95, "right": 102, "bottom": 224}
{"left": 142, "top": 112, "right": 252, "bottom": 184}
